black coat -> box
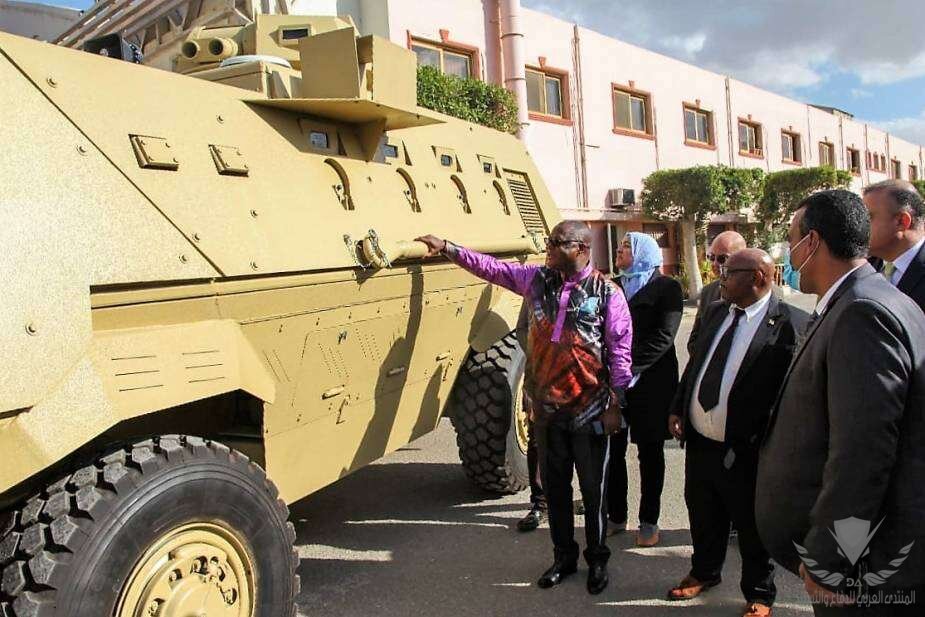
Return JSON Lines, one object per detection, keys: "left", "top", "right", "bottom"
{"left": 672, "top": 293, "right": 808, "bottom": 448}
{"left": 896, "top": 241, "right": 925, "bottom": 314}
{"left": 757, "top": 265, "right": 925, "bottom": 590}
{"left": 620, "top": 273, "right": 684, "bottom": 443}
{"left": 687, "top": 279, "right": 722, "bottom": 355}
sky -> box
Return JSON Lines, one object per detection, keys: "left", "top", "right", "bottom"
{"left": 524, "top": 0, "right": 925, "bottom": 145}
{"left": 45, "top": 0, "right": 925, "bottom": 144}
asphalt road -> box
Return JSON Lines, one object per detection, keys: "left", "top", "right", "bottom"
{"left": 290, "top": 291, "right": 819, "bottom": 616}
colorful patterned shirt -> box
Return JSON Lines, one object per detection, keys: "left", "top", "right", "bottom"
{"left": 447, "top": 244, "right": 633, "bottom": 427}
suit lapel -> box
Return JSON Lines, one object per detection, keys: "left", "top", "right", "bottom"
{"left": 683, "top": 304, "right": 729, "bottom": 408}
{"left": 765, "top": 265, "right": 871, "bottom": 435}
{"left": 627, "top": 272, "right": 660, "bottom": 308}
{"left": 897, "top": 242, "right": 925, "bottom": 296}
{"left": 730, "top": 294, "right": 781, "bottom": 392}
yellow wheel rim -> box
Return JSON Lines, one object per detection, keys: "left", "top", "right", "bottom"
{"left": 513, "top": 371, "right": 529, "bottom": 455}
{"left": 116, "top": 523, "right": 255, "bottom": 617}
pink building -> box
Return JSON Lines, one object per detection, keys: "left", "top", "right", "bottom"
{"left": 358, "top": 0, "right": 925, "bottom": 273}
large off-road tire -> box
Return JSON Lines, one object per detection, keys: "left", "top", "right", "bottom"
{"left": 451, "top": 333, "right": 530, "bottom": 493}
{"left": 0, "top": 435, "right": 299, "bottom": 617}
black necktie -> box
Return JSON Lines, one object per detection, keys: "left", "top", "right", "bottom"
{"left": 698, "top": 308, "right": 746, "bottom": 412}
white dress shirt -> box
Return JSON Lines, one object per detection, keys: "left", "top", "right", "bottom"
{"left": 815, "top": 265, "right": 863, "bottom": 315}
{"left": 689, "top": 291, "right": 773, "bottom": 442}
{"left": 888, "top": 238, "right": 924, "bottom": 286}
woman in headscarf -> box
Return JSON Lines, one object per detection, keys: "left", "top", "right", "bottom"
{"left": 608, "top": 232, "right": 684, "bottom": 547}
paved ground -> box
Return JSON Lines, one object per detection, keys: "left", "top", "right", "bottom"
{"left": 290, "top": 291, "right": 818, "bottom": 616}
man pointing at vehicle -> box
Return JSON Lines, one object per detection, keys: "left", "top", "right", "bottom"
{"left": 416, "top": 221, "right": 633, "bottom": 595}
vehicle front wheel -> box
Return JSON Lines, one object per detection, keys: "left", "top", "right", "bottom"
{"left": 0, "top": 435, "right": 299, "bottom": 617}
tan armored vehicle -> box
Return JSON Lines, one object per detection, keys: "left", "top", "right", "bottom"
{"left": 0, "top": 15, "right": 556, "bottom": 616}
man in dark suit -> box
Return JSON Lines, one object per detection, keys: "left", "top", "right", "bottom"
{"left": 863, "top": 179, "right": 925, "bottom": 313}
{"left": 689, "top": 231, "right": 746, "bottom": 354}
{"left": 757, "top": 189, "right": 925, "bottom": 616}
{"left": 667, "top": 249, "right": 808, "bottom": 617}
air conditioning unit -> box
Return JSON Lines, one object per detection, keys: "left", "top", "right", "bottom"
{"left": 607, "top": 188, "right": 636, "bottom": 209}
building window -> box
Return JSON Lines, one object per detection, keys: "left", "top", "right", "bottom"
{"left": 612, "top": 85, "right": 652, "bottom": 137}
{"left": 683, "top": 104, "right": 713, "bottom": 146}
{"left": 881, "top": 155, "right": 887, "bottom": 172}
{"left": 910, "top": 164, "right": 919, "bottom": 181}
{"left": 847, "top": 147, "right": 861, "bottom": 174}
{"left": 892, "top": 159, "right": 902, "bottom": 179}
{"left": 642, "top": 223, "right": 671, "bottom": 248}
{"left": 781, "top": 130, "right": 801, "bottom": 164}
{"left": 411, "top": 38, "right": 474, "bottom": 79}
{"left": 819, "top": 142, "right": 835, "bottom": 167}
{"left": 526, "top": 67, "right": 568, "bottom": 120}
{"left": 738, "top": 120, "right": 763, "bottom": 157}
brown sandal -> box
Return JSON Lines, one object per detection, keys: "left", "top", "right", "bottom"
{"left": 743, "top": 602, "right": 772, "bottom": 617}
{"left": 666, "top": 575, "right": 721, "bottom": 601}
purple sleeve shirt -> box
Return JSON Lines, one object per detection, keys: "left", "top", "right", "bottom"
{"left": 446, "top": 243, "right": 634, "bottom": 393}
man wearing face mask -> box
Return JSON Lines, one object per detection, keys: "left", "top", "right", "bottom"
{"left": 416, "top": 222, "right": 633, "bottom": 595}
{"left": 757, "top": 190, "right": 925, "bottom": 616}
{"left": 863, "top": 179, "right": 925, "bottom": 313}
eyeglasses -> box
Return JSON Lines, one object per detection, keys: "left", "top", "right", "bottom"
{"left": 719, "top": 265, "right": 757, "bottom": 280}
{"left": 707, "top": 253, "right": 730, "bottom": 265}
{"left": 546, "top": 238, "right": 587, "bottom": 249}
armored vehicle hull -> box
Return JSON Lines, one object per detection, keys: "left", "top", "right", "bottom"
{"left": 0, "top": 19, "right": 557, "bottom": 616}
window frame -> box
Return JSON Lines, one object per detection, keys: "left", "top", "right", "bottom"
{"left": 737, "top": 118, "right": 764, "bottom": 159}
{"left": 525, "top": 64, "right": 572, "bottom": 126}
{"left": 612, "top": 83, "right": 655, "bottom": 140}
{"left": 818, "top": 141, "right": 835, "bottom": 167}
{"left": 682, "top": 102, "right": 715, "bottom": 150}
{"left": 891, "top": 158, "right": 902, "bottom": 179}
{"left": 847, "top": 147, "right": 861, "bottom": 175}
{"left": 781, "top": 129, "right": 802, "bottom": 165}
{"left": 408, "top": 33, "right": 479, "bottom": 80}
{"left": 910, "top": 164, "right": 919, "bottom": 181}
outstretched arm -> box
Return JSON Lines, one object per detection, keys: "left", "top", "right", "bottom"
{"left": 416, "top": 235, "right": 539, "bottom": 296}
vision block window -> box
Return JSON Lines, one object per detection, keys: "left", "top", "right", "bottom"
{"left": 440, "top": 154, "right": 453, "bottom": 167}
{"left": 781, "top": 130, "right": 801, "bottom": 164}
{"left": 526, "top": 68, "right": 565, "bottom": 118}
{"left": 683, "top": 106, "right": 712, "bottom": 145}
{"left": 382, "top": 144, "right": 399, "bottom": 158}
{"left": 309, "top": 130, "right": 329, "bottom": 149}
{"left": 738, "top": 120, "right": 762, "bottom": 157}
{"left": 613, "top": 86, "right": 651, "bottom": 135}
{"left": 411, "top": 39, "right": 474, "bottom": 79}
{"left": 282, "top": 28, "right": 309, "bottom": 40}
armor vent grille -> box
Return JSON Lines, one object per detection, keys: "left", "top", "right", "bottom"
{"left": 504, "top": 171, "right": 548, "bottom": 235}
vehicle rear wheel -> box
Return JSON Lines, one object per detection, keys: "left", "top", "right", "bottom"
{"left": 0, "top": 435, "right": 299, "bottom": 617}
{"left": 450, "top": 333, "right": 530, "bottom": 493}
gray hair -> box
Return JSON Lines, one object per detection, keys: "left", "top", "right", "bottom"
{"left": 863, "top": 179, "right": 925, "bottom": 227}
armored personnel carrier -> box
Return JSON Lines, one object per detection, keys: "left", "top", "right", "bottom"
{"left": 0, "top": 15, "right": 555, "bottom": 616}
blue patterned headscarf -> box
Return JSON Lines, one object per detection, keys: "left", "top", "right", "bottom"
{"left": 619, "top": 232, "right": 663, "bottom": 300}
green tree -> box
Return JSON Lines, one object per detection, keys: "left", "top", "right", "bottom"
{"left": 756, "top": 166, "right": 853, "bottom": 244}
{"left": 416, "top": 66, "right": 518, "bottom": 134}
{"left": 642, "top": 165, "right": 764, "bottom": 298}
{"left": 913, "top": 180, "right": 925, "bottom": 198}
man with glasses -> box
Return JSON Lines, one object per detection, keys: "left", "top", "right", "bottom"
{"left": 667, "top": 249, "right": 807, "bottom": 617}
{"left": 416, "top": 221, "right": 633, "bottom": 595}
{"left": 689, "top": 231, "right": 747, "bottom": 354}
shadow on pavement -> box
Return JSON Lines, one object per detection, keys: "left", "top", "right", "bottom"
{"left": 290, "top": 460, "right": 811, "bottom": 616}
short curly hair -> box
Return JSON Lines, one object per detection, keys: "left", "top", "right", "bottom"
{"left": 797, "top": 189, "right": 869, "bottom": 260}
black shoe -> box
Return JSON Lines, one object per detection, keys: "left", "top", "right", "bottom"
{"left": 537, "top": 561, "right": 578, "bottom": 588}
{"left": 517, "top": 506, "right": 546, "bottom": 532}
{"left": 587, "top": 564, "right": 609, "bottom": 595}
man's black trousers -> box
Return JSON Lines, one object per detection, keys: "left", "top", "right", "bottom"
{"left": 536, "top": 418, "right": 610, "bottom": 566}
{"left": 685, "top": 432, "right": 776, "bottom": 605}
{"left": 526, "top": 417, "right": 546, "bottom": 508}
